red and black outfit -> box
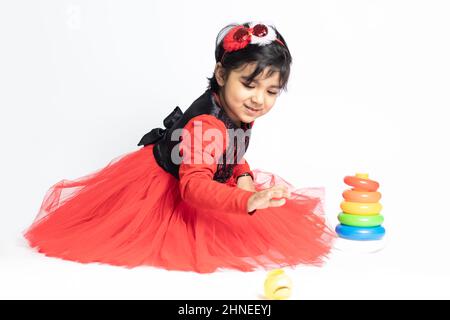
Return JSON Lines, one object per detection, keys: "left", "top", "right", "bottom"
{"left": 24, "top": 89, "right": 335, "bottom": 273}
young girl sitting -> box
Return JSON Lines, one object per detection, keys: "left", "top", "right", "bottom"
{"left": 24, "top": 21, "right": 335, "bottom": 273}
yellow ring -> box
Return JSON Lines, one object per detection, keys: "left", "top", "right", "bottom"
{"left": 340, "top": 201, "right": 382, "bottom": 215}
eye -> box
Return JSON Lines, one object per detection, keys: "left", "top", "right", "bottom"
{"left": 242, "top": 82, "right": 255, "bottom": 89}
{"left": 242, "top": 82, "right": 279, "bottom": 96}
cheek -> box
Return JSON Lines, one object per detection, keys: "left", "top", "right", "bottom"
{"left": 235, "top": 89, "right": 249, "bottom": 103}
{"left": 227, "top": 85, "right": 246, "bottom": 105}
{"left": 263, "top": 101, "right": 276, "bottom": 113}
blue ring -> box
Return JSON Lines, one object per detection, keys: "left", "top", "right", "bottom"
{"left": 336, "top": 224, "right": 385, "bottom": 241}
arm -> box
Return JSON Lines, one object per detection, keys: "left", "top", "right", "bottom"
{"left": 233, "top": 159, "right": 256, "bottom": 192}
{"left": 233, "top": 120, "right": 255, "bottom": 191}
{"left": 178, "top": 115, "right": 254, "bottom": 214}
{"left": 233, "top": 159, "right": 253, "bottom": 180}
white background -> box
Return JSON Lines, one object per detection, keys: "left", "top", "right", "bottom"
{"left": 1, "top": 0, "right": 449, "bottom": 299}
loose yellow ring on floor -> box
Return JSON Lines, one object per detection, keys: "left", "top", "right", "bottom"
{"left": 340, "top": 201, "right": 382, "bottom": 215}
{"left": 264, "top": 269, "right": 292, "bottom": 300}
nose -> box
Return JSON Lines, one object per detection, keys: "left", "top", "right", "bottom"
{"left": 251, "top": 90, "right": 264, "bottom": 106}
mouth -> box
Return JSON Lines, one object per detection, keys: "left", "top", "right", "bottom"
{"left": 244, "top": 105, "right": 262, "bottom": 113}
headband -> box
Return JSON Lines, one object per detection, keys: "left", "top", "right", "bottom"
{"left": 218, "top": 22, "right": 285, "bottom": 63}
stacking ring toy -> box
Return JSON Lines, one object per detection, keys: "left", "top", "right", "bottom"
{"left": 344, "top": 176, "right": 379, "bottom": 192}
{"left": 338, "top": 212, "right": 384, "bottom": 227}
{"left": 335, "top": 224, "right": 385, "bottom": 241}
{"left": 340, "top": 201, "right": 382, "bottom": 215}
{"left": 342, "top": 190, "right": 381, "bottom": 203}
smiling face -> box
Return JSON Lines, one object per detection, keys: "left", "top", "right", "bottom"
{"left": 214, "top": 62, "right": 281, "bottom": 126}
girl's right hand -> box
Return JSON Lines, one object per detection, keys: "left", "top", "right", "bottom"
{"left": 247, "top": 185, "right": 291, "bottom": 213}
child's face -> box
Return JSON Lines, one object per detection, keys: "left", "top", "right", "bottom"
{"left": 215, "top": 62, "right": 281, "bottom": 125}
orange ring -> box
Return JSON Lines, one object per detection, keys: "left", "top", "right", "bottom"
{"left": 344, "top": 176, "right": 379, "bottom": 192}
{"left": 342, "top": 189, "right": 381, "bottom": 203}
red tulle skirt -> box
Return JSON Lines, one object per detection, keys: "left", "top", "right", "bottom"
{"left": 24, "top": 145, "right": 335, "bottom": 273}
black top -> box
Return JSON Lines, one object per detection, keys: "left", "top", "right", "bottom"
{"left": 138, "top": 89, "right": 252, "bottom": 183}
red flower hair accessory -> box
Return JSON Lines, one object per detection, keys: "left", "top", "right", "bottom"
{"left": 222, "top": 22, "right": 285, "bottom": 53}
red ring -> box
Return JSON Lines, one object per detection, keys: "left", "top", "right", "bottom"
{"left": 343, "top": 176, "right": 379, "bottom": 192}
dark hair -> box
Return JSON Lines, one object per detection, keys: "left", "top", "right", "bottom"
{"left": 207, "top": 22, "right": 292, "bottom": 94}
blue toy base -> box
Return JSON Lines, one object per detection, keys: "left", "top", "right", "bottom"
{"left": 335, "top": 224, "right": 385, "bottom": 241}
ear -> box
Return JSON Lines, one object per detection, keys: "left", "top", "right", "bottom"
{"left": 214, "top": 62, "right": 226, "bottom": 87}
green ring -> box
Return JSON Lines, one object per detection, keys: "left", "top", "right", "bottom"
{"left": 338, "top": 212, "right": 384, "bottom": 227}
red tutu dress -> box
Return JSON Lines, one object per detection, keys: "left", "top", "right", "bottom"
{"left": 24, "top": 90, "right": 335, "bottom": 273}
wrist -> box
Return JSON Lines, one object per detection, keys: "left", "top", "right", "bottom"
{"left": 237, "top": 172, "right": 253, "bottom": 181}
{"left": 237, "top": 175, "right": 256, "bottom": 192}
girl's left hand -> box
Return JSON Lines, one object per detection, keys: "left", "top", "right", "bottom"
{"left": 237, "top": 175, "right": 256, "bottom": 192}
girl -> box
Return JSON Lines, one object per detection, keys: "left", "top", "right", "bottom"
{"left": 24, "top": 22, "right": 335, "bottom": 273}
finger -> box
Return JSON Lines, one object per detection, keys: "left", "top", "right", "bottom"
{"left": 266, "top": 187, "right": 289, "bottom": 201}
{"left": 277, "top": 186, "right": 290, "bottom": 199}
{"left": 274, "top": 186, "right": 290, "bottom": 197}
{"left": 271, "top": 185, "right": 288, "bottom": 192}
{"left": 274, "top": 188, "right": 290, "bottom": 199}
{"left": 269, "top": 198, "right": 286, "bottom": 207}
{"left": 272, "top": 196, "right": 290, "bottom": 201}
{"left": 260, "top": 185, "right": 286, "bottom": 194}
{"left": 267, "top": 188, "right": 282, "bottom": 197}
